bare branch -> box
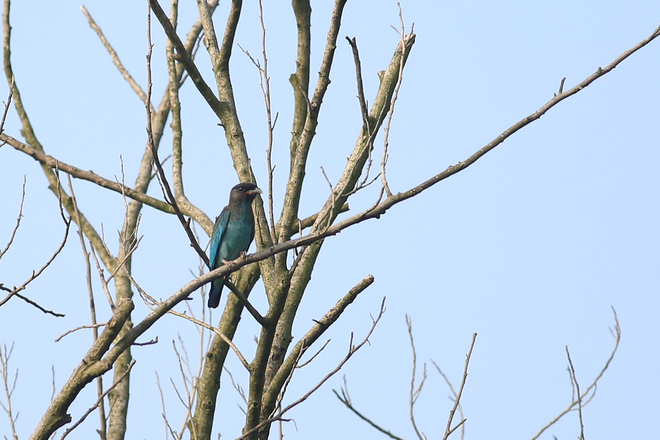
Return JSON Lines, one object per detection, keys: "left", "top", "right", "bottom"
{"left": 80, "top": 6, "right": 151, "bottom": 108}
{"left": 88, "top": 244, "right": 116, "bottom": 309}
{"left": 345, "top": 36, "right": 370, "bottom": 129}
{"left": 333, "top": 385, "right": 405, "bottom": 440}
{"left": 7, "top": 292, "right": 65, "bottom": 317}
{"left": 238, "top": 0, "right": 278, "bottom": 241}
{"left": 154, "top": 372, "right": 171, "bottom": 439}
{"left": 0, "top": 198, "right": 71, "bottom": 315}
{"left": 54, "top": 323, "right": 109, "bottom": 343}
{"left": 237, "top": 297, "right": 386, "bottom": 440}
{"left": 380, "top": 6, "right": 410, "bottom": 198}
{"left": 565, "top": 346, "right": 585, "bottom": 440}
{"left": 0, "top": 175, "right": 25, "bottom": 260}
{"left": 276, "top": 0, "right": 349, "bottom": 245}
{"left": 30, "top": 298, "right": 135, "bottom": 439}
{"left": 224, "top": 366, "right": 248, "bottom": 409}
{"left": 262, "top": 276, "right": 375, "bottom": 413}
{"left": 407, "top": 315, "right": 427, "bottom": 440}
{"left": 0, "top": 134, "right": 176, "bottom": 214}
{"left": 59, "top": 359, "right": 136, "bottom": 440}
{"left": 66, "top": 173, "right": 107, "bottom": 438}
{"left": 530, "top": 308, "right": 621, "bottom": 440}
{"left": 0, "top": 343, "right": 19, "bottom": 440}
{"left": 431, "top": 359, "right": 466, "bottom": 440}
{"left": 224, "top": 279, "right": 268, "bottom": 326}
{"left": 0, "top": 73, "right": 13, "bottom": 137}
{"left": 443, "top": 333, "right": 477, "bottom": 440}
{"left": 166, "top": 308, "right": 250, "bottom": 371}
{"left": 148, "top": 0, "right": 223, "bottom": 116}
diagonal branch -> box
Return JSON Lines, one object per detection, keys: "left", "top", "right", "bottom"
{"left": 263, "top": 275, "right": 375, "bottom": 409}
{"left": 238, "top": 297, "right": 386, "bottom": 440}
{"left": 81, "top": 5, "right": 151, "bottom": 108}
{"left": 345, "top": 36, "right": 370, "bottom": 129}
{"left": 0, "top": 133, "right": 176, "bottom": 214}
{"left": 148, "top": 0, "right": 223, "bottom": 116}
{"left": 443, "top": 334, "right": 477, "bottom": 440}
{"left": 0, "top": 174, "right": 24, "bottom": 260}
{"left": 407, "top": 315, "right": 427, "bottom": 440}
{"left": 0, "top": 195, "right": 71, "bottom": 315}
{"left": 333, "top": 386, "right": 405, "bottom": 440}
{"left": 565, "top": 346, "right": 585, "bottom": 440}
{"left": 530, "top": 307, "right": 621, "bottom": 440}
{"left": 59, "top": 359, "right": 136, "bottom": 440}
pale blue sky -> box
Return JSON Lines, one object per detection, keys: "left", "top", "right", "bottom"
{"left": 1, "top": 1, "right": 659, "bottom": 439}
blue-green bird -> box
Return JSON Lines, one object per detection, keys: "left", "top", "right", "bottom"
{"left": 207, "top": 183, "right": 262, "bottom": 308}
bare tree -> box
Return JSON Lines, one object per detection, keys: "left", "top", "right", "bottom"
{"left": 0, "top": 1, "right": 657, "bottom": 440}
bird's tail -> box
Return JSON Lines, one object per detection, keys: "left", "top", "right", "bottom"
{"left": 208, "top": 277, "right": 225, "bottom": 308}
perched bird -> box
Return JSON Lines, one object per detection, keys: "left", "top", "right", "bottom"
{"left": 207, "top": 182, "right": 262, "bottom": 308}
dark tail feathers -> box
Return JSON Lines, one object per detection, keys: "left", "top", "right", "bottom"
{"left": 208, "top": 277, "right": 225, "bottom": 308}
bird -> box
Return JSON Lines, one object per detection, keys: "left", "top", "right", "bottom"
{"left": 207, "top": 182, "right": 262, "bottom": 308}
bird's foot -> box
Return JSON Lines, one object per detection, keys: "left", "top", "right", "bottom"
{"left": 222, "top": 251, "right": 248, "bottom": 268}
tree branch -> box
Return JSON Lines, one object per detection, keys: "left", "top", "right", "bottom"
{"left": 238, "top": 297, "right": 385, "bottom": 440}
{"left": 443, "top": 334, "right": 477, "bottom": 440}
{"left": 0, "top": 134, "right": 176, "bottom": 214}
{"left": 530, "top": 307, "right": 621, "bottom": 440}
{"left": 81, "top": 5, "right": 151, "bottom": 107}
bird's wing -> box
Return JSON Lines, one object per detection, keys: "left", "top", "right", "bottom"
{"left": 209, "top": 207, "right": 231, "bottom": 269}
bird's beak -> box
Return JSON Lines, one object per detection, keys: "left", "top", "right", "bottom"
{"left": 248, "top": 187, "right": 263, "bottom": 195}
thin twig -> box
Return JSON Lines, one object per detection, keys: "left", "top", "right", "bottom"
{"left": 380, "top": 4, "right": 412, "bottom": 198}
{"left": 431, "top": 359, "right": 466, "bottom": 440}
{"left": 8, "top": 292, "right": 65, "bottom": 317}
{"left": 443, "top": 333, "right": 477, "bottom": 440}
{"left": 154, "top": 371, "right": 173, "bottom": 440}
{"left": 345, "top": 36, "right": 370, "bottom": 129}
{"left": 566, "top": 346, "right": 585, "bottom": 440}
{"left": 0, "top": 175, "right": 24, "bottom": 261}
{"left": 88, "top": 244, "right": 116, "bottom": 309}
{"left": 345, "top": 35, "right": 378, "bottom": 191}
{"left": 406, "top": 315, "right": 427, "bottom": 440}
{"left": 296, "top": 339, "right": 331, "bottom": 369}
{"left": 0, "top": 190, "right": 71, "bottom": 313}
{"left": 556, "top": 77, "right": 566, "bottom": 96}
{"left": 0, "top": 74, "right": 13, "bottom": 139}
{"left": 224, "top": 366, "right": 248, "bottom": 409}
{"left": 54, "top": 323, "right": 109, "bottom": 343}
{"left": 266, "top": 276, "right": 376, "bottom": 408}
{"left": 531, "top": 308, "right": 621, "bottom": 440}
{"left": 333, "top": 385, "right": 405, "bottom": 440}
{"left": 166, "top": 308, "right": 250, "bottom": 371}
{"left": 0, "top": 343, "right": 19, "bottom": 440}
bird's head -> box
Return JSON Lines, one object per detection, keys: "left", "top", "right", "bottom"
{"left": 229, "top": 182, "right": 262, "bottom": 204}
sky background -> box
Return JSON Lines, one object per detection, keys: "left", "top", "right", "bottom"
{"left": 0, "top": 1, "right": 659, "bottom": 439}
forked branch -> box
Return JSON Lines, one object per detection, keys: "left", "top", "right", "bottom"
{"left": 530, "top": 307, "right": 621, "bottom": 440}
